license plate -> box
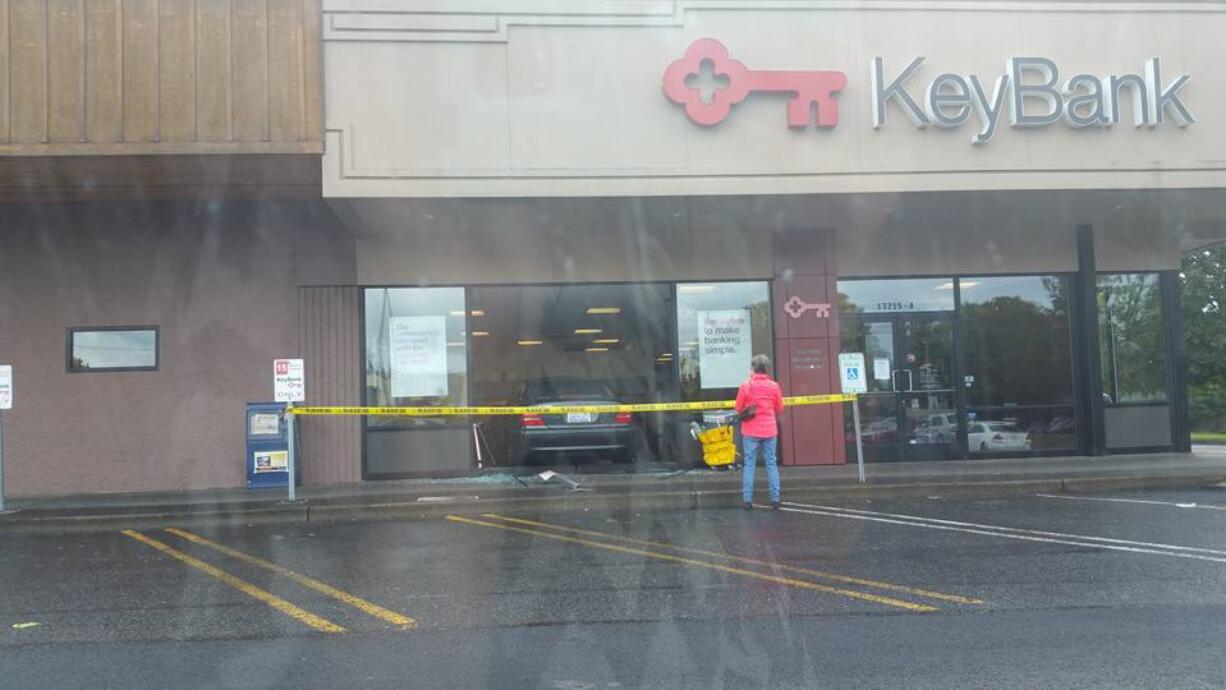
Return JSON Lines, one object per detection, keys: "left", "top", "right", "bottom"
{"left": 567, "top": 412, "right": 596, "bottom": 424}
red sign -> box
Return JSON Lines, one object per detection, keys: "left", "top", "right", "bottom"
{"left": 784, "top": 295, "right": 832, "bottom": 319}
{"left": 663, "top": 38, "right": 847, "bottom": 128}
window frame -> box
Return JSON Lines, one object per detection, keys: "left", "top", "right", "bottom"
{"left": 361, "top": 286, "right": 471, "bottom": 432}
{"left": 66, "top": 326, "right": 160, "bottom": 373}
{"left": 675, "top": 279, "right": 776, "bottom": 401}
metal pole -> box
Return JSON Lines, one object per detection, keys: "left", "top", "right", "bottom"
{"left": 0, "top": 410, "right": 6, "bottom": 512}
{"left": 852, "top": 398, "right": 866, "bottom": 484}
{"left": 473, "top": 423, "right": 484, "bottom": 470}
{"left": 286, "top": 404, "right": 297, "bottom": 502}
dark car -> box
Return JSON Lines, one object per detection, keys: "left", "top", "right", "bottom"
{"left": 508, "top": 378, "right": 639, "bottom": 466}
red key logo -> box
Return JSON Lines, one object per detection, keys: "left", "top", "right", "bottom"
{"left": 663, "top": 38, "right": 847, "bottom": 128}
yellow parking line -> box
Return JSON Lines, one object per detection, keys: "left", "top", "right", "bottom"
{"left": 164, "top": 528, "right": 416, "bottom": 630}
{"left": 120, "top": 530, "right": 345, "bottom": 634}
{"left": 483, "top": 513, "right": 983, "bottom": 606}
{"left": 446, "top": 515, "right": 937, "bottom": 613}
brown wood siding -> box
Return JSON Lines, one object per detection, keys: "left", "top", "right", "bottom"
{"left": 298, "top": 286, "right": 362, "bottom": 486}
{"left": 0, "top": 0, "right": 321, "bottom": 155}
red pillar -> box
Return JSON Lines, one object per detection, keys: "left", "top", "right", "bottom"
{"left": 773, "top": 228, "right": 846, "bottom": 466}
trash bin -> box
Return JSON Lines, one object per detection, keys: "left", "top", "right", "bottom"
{"left": 246, "top": 402, "right": 291, "bottom": 489}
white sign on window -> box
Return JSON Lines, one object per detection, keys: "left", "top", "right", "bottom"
{"left": 839, "top": 353, "right": 868, "bottom": 394}
{"left": 0, "top": 365, "right": 11, "bottom": 410}
{"left": 274, "top": 358, "right": 305, "bottom": 403}
{"left": 873, "top": 357, "right": 892, "bottom": 382}
{"left": 389, "top": 316, "right": 449, "bottom": 398}
{"left": 697, "top": 310, "right": 751, "bottom": 389}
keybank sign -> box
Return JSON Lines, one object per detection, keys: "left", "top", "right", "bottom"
{"left": 662, "top": 40, "right": 1194, "bottom": 144}
{"left": 873, "top": 56, "right": 1193, "bottom": 144}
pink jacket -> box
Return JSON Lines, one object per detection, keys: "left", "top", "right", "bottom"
{"left": 735, "top": 373, "right": 784, "bottom": 439}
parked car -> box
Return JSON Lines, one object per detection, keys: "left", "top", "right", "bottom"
{"left": 508, "top": 377, "right": 640, "bottom": 466}
{"left": 968, "top": 421, "right": 1032, "bottom": 451}
{"left": 913, "top": 413, "right": 958, "bottom": 443}
{"left": 859, "top": 418, "right": 899, "bottom": 443}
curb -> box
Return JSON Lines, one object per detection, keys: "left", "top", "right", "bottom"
{"left": 2, "top": 472, "right": 1224, "bottom": 535}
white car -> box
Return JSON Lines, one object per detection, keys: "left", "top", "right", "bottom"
{"left": 914, "top": 413, "right": 958, "bottom": 443}
{"left": 968, "top": 421, "right": 1032, "bottom": 451}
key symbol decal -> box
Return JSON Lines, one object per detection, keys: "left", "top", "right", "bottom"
{"left": 663, "top": 38, "right": 847, "bottom": 128}
{"left": 784, "top": 296, "right": 832, "bottom": 320}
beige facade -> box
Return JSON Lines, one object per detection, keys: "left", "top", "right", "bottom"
{"left": 322, "top": 0, "right": 1226, "bottom": 199}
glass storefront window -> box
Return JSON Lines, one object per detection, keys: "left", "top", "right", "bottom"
{"left": 962, "top": 276, "right": 1074, "bottom": 406}
{"left": 962, "top": 275, "right": 1076, "bottom": 454}
{"left": 467, "top": 283, "right": 676, "bottom": 466}
{"left": 364, "top": 287, "right": 469, "bottom": 428}
{"left": 837, "top": 278, "right": 955, "bottom": 314}
{"left": 676, "top": 282, "right": 772, "bottom": 400}
{"left": 1098, "top": 273, "right": 1167, "bottom": 405}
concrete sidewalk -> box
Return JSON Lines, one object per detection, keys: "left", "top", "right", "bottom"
{"left": 4, "top": 448, "right": 1226, "bottom": 533}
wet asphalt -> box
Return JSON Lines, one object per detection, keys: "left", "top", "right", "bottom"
{"left": 4, "top": 487, "right": 1226, "bottom": 688}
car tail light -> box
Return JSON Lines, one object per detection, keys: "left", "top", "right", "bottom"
{"left": 614, "top": 412, "right": 632, "bottom": 425}
{"left": 522, "top": 414, "right": 545, "bottom": 427}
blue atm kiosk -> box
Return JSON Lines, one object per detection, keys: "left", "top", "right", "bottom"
{"left": 246, "top": 402, "right": 291, "bottom": 489}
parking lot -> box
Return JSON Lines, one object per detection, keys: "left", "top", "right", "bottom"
{"left": 4, "top": 488, "right": 1226, "bottom": 688}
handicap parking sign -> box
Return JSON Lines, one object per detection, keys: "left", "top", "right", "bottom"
{"left": 838, "top": 353, "right": 868, "bottom": 394}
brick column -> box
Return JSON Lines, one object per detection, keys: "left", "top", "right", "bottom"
{"left": 772, "top": 227, "right": 846, "bottom": 466}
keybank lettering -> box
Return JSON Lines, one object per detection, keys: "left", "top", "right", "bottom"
{"left": 871, "top": 56, "right": 1194, "bottom": 144}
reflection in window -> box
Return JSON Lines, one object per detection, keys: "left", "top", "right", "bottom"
{"left": 1098, "top": 273, "right": 1166, "bottom": 404}
{"left": 364, "top": 287, "right": 468, "bottom": 428}
{"left": 837, "top": 278, "right": 955, "bottom": 314}
{"left": 962, "top": 276, "right": 1074, "bottom": 406}
{"left": 676, "top": 282, "right": 771, "bottom": 400}
{"left": 68, "top": 328, "right": 158, "bottom": 371}
{"left": 961, "top": 276, "right": 1076, "bottom": 453}
{"left": 966, "top": 407, "right": 1076, "bottom": 453}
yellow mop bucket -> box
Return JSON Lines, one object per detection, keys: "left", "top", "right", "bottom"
{"left": 696, "top": 424, "right": 737, "bottom": 468}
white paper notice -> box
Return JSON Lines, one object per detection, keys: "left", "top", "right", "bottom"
{"left": 873, "top": 358, "right": 891, "bottom": 381}
{"left": 390, "top": 316, "right": 449, "bottom": 398}
{"left": 698, "top": 310, "right": 751, "bottom": 389}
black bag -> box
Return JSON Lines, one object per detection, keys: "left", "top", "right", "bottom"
{"left": 735, "top": 404, "right": 757, "bottom": 422}
{"left": 735, "top": 381, "right": 757, "bottom": 422}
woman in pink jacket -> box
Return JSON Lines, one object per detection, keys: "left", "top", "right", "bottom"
{"left": 735, "top": 354, "right": 784, "bottom": 510}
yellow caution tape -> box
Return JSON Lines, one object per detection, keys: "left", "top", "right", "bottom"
{"left": 287, "top": 394, "right": 856, "bottom": 417}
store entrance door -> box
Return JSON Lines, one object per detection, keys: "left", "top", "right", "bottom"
{"left": 842, "top": 314, "right": 962, "bottom": 462}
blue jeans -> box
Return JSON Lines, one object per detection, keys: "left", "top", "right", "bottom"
{"left": 742, "top": 435, "right": 779, "bottom": 504}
